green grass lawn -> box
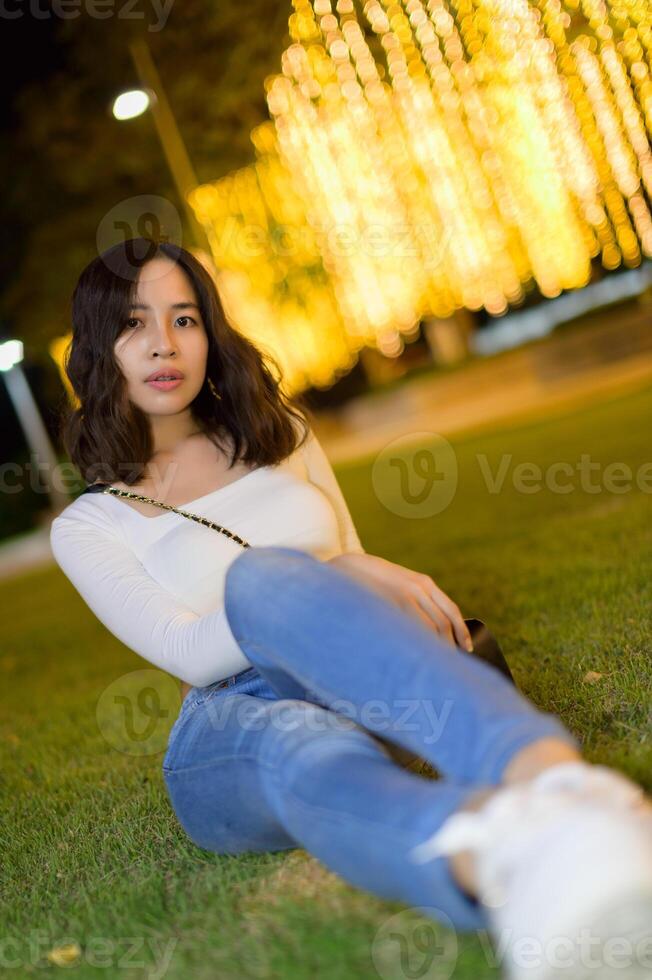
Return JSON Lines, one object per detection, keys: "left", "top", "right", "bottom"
{"left": 1, "top": 382, "right": 651, "bottom": 979}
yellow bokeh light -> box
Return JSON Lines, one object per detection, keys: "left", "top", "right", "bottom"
{"left": 184, "top": 0, "right": 652, "bottom": 394}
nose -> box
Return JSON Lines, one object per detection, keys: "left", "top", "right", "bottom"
{"left": 149, "top": 319, "right": 178, "bottom": 358}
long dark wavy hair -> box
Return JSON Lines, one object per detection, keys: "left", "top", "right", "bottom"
{"left": 59, "top": 238, "right": 312, "bottom": 486}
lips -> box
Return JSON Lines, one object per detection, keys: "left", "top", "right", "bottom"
{"left": 145, "top": 369, "right": 184, "bottom": 382}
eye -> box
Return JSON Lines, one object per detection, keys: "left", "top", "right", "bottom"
{"left": 123, "top": 315, "right": 196, "bottom": 331}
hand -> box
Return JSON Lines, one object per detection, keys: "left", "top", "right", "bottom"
{"left": 327, "top": 552, "right": 474, "bottom": 653}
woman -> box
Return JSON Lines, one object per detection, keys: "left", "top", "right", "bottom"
{"left": 51, "top": 238, "right": 652, "bottom": 980}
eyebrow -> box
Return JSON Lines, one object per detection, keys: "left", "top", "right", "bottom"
{"left": 129, "top": 302, "right": 200, "bottom": 311}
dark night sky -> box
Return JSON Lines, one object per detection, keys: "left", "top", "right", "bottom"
{"left": 0, "top": 12, "right": 67, "bottom": 135}
{"left": 0, "top": 10, "right": 68, "bottom": 304}
{"left": 0, "top": 12, "right": 69, "bottom": 469}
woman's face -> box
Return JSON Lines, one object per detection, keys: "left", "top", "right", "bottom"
{"left": 113, "top": 257, "right": 209, "bottom": 419}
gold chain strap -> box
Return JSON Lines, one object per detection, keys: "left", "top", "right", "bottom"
{"left": 97, "top": 486, "right": 251, "bottom": 549}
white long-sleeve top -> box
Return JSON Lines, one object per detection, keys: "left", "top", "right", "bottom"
{"left": 49, "top": 426, "right": 365, "bottom": 688}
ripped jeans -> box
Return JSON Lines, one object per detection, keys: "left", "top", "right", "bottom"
{"left": 162, "top": 546, "right": 581, "bottom": 932}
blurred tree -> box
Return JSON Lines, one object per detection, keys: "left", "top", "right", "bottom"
{"left": 0, "top": 0, "right": 291, "bottom": 359}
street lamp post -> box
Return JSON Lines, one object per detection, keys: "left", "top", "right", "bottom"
{"left": 111, "top": 37, "right": 211, "bottom": 254}
{"left": 0, "top": 339, "right": 70, "bottom": 519}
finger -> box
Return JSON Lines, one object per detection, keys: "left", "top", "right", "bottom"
{"left": 411, "top": 594, "right": 457, "bottom": 647}
{"left": 417, "top": 593, "right": 456, "bottom": 644}
{"left": 426, "top": 586, "right": 473, "bottom": 652}
{"left": 446, "top": 609, "right": 473, "bottom": 652}
{"left": 398, "top": 596, "right": 450, "bottom": 644}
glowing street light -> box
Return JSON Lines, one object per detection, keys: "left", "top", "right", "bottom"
{"left": 111, "top": 88, "right": 151, "bottom": 121}
{"left": 0, "top": 339, "right": 23, "bottom": 372}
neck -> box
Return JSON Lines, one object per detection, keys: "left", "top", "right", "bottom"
{"left": 148, "top": 409, "right": 203, "bottom": 457}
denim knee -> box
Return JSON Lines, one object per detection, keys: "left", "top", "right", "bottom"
{"left": 227, "top": 546, "right": 308, "bottom": 587}
{"left": 224, "top": 546, "right": 311, "bottom": 636}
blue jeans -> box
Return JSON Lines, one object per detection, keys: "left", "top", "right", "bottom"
{"left": 162, "top": 546, "right": 582, "bottom": 932}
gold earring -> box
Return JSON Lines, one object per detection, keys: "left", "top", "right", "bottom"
{"left": 207, "top": 376, "right": 222, "bottom": 401}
